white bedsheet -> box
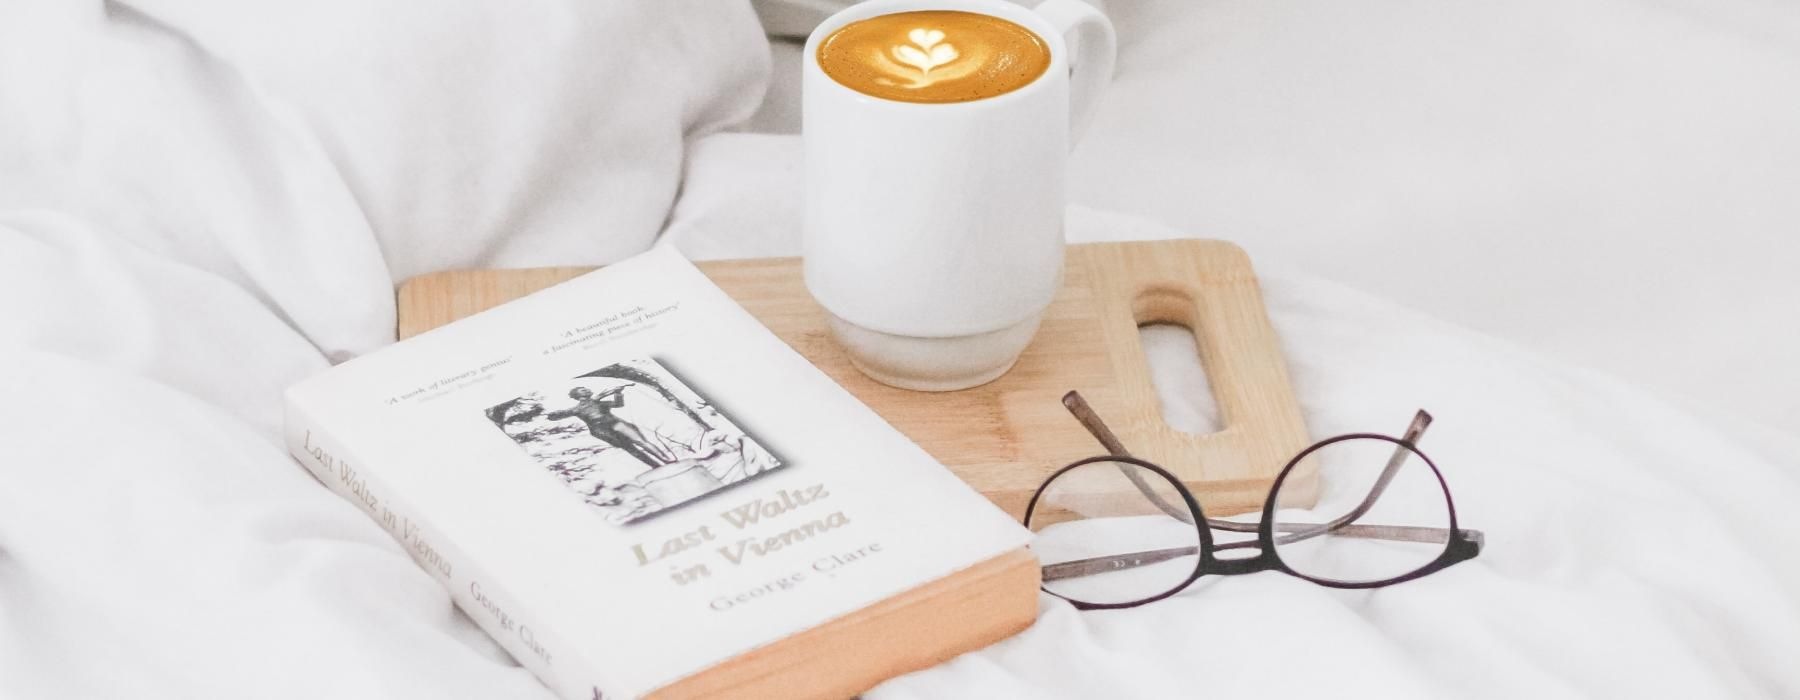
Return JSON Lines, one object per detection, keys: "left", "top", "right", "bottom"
{"left": 5, "top": 2, "right": 1800, "bottom": 699}
{"left": 672, "top": 150, "right": 1800, "bottom": 695}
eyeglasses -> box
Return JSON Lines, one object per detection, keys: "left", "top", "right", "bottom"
{"left": 1023, "top": 392, "right": 1484, "bottom": 610}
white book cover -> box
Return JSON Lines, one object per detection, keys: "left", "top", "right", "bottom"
{"left": 283, "top": 245, "right": 1033, "bottom": 699}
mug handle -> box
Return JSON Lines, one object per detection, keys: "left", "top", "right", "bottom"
{"left": 1034, "top": 0, "right": 1116, "bottom": 146}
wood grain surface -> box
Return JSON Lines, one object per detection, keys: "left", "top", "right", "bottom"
{"left": 398, "top": 240, "right": 1313, "bottom": 517}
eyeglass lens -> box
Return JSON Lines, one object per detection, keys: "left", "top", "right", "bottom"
{"left": 1270, "top": 436, "right": 1453, "bottom": 584}
{"left": 1028, "top": 459, "right": 1202, "bottom": 606}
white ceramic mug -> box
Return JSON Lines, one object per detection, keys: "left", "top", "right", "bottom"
{"left": 802, "top": 0, "right": 1116, "bottom": 391}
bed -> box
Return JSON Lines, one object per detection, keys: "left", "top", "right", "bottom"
{"left": 2, "top": 1, "right": 1797, "bottom": 697}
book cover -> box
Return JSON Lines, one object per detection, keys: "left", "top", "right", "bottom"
{"left": 283, "top": 245, "right": 1034, "bottom": 698}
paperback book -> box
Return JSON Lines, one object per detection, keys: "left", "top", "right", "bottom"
{"left": 283, "top": 245, "right": 1036, "bottom": 699}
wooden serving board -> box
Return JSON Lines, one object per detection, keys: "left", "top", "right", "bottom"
{"left": 398, "top": 240, "right": 1313, "bottom": 517}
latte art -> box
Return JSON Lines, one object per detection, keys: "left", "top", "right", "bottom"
{"left": 893, "top": 28, "right": 959, "bottom": 78}
{"left": 818, "top": 11, "right": 1051, "bottom": 104}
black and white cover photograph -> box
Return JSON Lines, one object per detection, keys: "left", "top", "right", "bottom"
{"left": 485, "top": 358, "right": 783, "bottom": 524}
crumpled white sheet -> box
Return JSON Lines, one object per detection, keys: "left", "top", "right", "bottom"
{"left": 5, "top": 2, "right": 1800, "bottom": 699}
{"left": 670, "top": 137, "right": 1800, "bottom": 697}
{"left": 880, "top": 229, "right": 1800, "bottom": 699}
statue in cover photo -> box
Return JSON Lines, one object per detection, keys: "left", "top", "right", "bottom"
{"left": 485, "top": 358, "right": 784, "bottom": 524}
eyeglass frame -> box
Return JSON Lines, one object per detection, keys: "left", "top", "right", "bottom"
{"left": 1022, "top": 391, "right": 1485, "bottom": 610}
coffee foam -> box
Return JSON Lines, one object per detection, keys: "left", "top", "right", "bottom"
{"left": 818, "top": 10, "right": 1051, "bottom": 104}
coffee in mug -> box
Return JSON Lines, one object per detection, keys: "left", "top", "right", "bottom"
{"left": 804, "top": 0, "right": 1115, "bottom": 392}
{"left": 815, "top": 10, "right": 1052, "bottom": 104}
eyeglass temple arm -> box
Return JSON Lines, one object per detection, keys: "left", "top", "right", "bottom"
{"left": 1041, "top": 525, "right": 1481, "bottom": 582}
{"left": 1057, "top": 392, "right": 1465, "bottom": 551}
{"left": 1060, "top": 392, "right": 1431, "bottom": 537}
{"left": 1333, "top": 409, "right": 1432, "bottom": 527}
{"left": 1048, "top": 397, "right": 1478, "bottom": 581}
{"left": 1262, "top": 410, "right": 1434, "bottom": 542}
{"left": 1062, "top": 391, "right": 1196, "bottom": 523}
{"left": 1063, "top": 390, "right": 1133, "bottom": 458}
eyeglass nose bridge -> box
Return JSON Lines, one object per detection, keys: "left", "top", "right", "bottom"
{"left": 1203, "top": 548, "right": 1279, "bottom": 576}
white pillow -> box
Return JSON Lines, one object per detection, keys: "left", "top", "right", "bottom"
{"left": 126, "top": 0, "right": 772, "bottom": 279}
{"left": 750, "top": 0, "right": 1108, "bottom": 39}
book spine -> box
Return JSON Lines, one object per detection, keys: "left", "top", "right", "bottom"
{"left": 284, "top": 398, "right": 616, "bottom": 700}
